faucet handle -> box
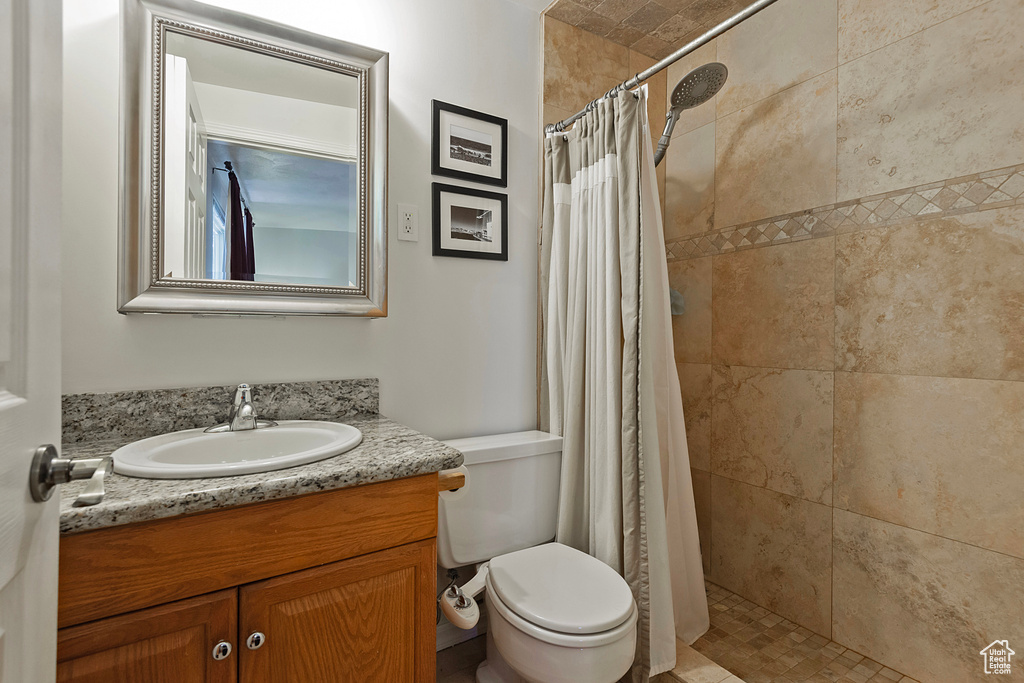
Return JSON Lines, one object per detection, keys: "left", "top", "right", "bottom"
{"left": 232, "top": 383, "right": 251, "bottom": 404}
{"left": 229, "top": 384, "right": 251, "bottom": 420}
{"left": 229, "top": 384, "right": 259, "bottom": 431}
{"left": 206, "top": 384, "right": 274, "bottom": 433}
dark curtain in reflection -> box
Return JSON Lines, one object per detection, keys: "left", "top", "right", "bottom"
{"left": 227, "top": 170, "right": 255, "bottom": 281}
{"left": 243, "top": 207, "right": 256, "bottom": 279}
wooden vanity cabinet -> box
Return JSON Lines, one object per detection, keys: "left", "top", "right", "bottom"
{"left": 57, "top": 589, "right": 237, "bottom": 683}
{"left": 57, "top": 474, "right": 441, "bottom": 682}
{"left": 240, "top": 540, "right": 435, "bottom": 682}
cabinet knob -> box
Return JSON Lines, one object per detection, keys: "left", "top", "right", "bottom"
{"left": 246, "top": 631, "right": 266, "bottom": 650}
{"left": 212, "top": 641, "right": 232, "bottom": 660}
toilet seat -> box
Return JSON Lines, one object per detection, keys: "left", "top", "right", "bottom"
{"left": 486, "top": 542, "right": 637, "bottom": 643}
{"left": 486, "top": 578, "right": 638, "bottom": 649}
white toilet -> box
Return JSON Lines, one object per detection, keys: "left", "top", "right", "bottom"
{"left": 438, "top": 431, "right": 638, "bottom": 683}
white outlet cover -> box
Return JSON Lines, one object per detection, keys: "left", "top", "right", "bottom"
{"left": 397, "top": 203, "right": 418, "bottom": 242}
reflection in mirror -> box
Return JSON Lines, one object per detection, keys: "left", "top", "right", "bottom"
{"left": 119, "top": 0, "right": 387, "bottom": 315}
{"left": 161, "top": 30, "right": 360, "bottom": 288}
{"left": 204, "top": 144, "right": 359, "bottom": 286}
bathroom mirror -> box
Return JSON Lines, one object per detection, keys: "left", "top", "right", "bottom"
{"left": 118, "top": 0, "right": 388, "bottom": 315}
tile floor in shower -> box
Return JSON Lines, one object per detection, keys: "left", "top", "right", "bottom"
{"left": 435, "top": 580, "right": 921, "bottom": 683}
{"left": 680, "top": 581, "right": 920, "bottom": 683}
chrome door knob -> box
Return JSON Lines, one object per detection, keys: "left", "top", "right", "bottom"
{"left": 246, "top": 631, "right": 266, "bottom": 650}
{"left": 212, "top": 641, "right": 232, "bottom": 660}
{"left": 28, "top": 444, "right": 110, "bottom": 506}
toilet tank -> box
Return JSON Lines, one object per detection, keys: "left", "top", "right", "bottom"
{"left": 437, "top": 431, "right": 563, "bottom": 569}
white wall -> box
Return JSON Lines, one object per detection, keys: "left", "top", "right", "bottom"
{"left": 251, "top": 226, "right": 350, "bottom": 286}
{"left": 193, "top": 81, "right": 358, "bottom": 159}
{"left": 61, "top": 0, "right": 541, "bottom": 439}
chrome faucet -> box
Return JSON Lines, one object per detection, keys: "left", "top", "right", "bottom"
{"left": 206, "top": 384, "right": 278, "bottom": 433}
{"left": 230, "top": 384, "right": 257, "bottom": 430}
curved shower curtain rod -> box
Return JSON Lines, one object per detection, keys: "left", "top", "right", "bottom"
{"left": 543, "top": 0, "right": 780, "bottom": 135}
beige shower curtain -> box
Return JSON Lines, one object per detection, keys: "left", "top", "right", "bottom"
{"left": 540, "top": 86, "right": 710, "bottom": 681}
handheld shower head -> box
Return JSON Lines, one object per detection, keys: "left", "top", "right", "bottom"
{"left": 670, "top": 62, "right": 728, "bottom": 111}
{"left": 655, "top": 62, "right": 728, "bottom": 166}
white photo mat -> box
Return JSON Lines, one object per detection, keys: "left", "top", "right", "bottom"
{"left": 438, "top": 190, "right": 503, "bottom": 255}
{"left": 437, "top": 109, "right": 504, "bottom": 182}
{"left": 431, "top": 100, "right": 507, "bottom": 188}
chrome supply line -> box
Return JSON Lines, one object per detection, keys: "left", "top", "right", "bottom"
{"left": 543, "top": 0, "right": 780, "bottom": 134}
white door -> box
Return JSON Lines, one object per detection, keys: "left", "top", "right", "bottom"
{"left": 0, "top": 0, "right": 63, "bottom": 680}
{"left": 164, "top": 54, "right": 207, "bottom": 279}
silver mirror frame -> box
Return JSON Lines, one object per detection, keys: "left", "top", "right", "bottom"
{"left": 118, "top": 0, "right": 388, "bottom": 316}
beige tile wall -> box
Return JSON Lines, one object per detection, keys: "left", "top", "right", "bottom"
{"left": 835, "top": 206, "right": 1024, "bottom": 381}
{"left": 710, "top": 237, "right": 835, "bottom": 370}
{"left": 543, "top": 1, "right": 1024, "bottom": 680}
{"left": 710, "top": 474, "right": 833, "bottom": 635}
{"left": 659, "top": 1, "right": 1024, "bottom": 681}
{"left": 711, "top": 365, "right": 833, "bottom": 505}
{"left": 715, "top": 0, "right": 837, "bottom": 118}
{"left": 837, "top": 0, "right": 1024, "bottom": 202}
{"left": 543, "top": 16, "right": 667, "bottom": 215}
{"left": 832, "top": 510, "right": 1024, "bottom": 682}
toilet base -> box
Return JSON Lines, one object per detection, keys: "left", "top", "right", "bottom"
{"left": 476, "top": 628, "right": 525, "bottom": 683}
{"left": 481, "top": 580, "right": 637, "bottom": 683}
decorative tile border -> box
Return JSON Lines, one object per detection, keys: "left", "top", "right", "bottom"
{"left": 665, "top": 164, "right": 1024, "bottom": 261}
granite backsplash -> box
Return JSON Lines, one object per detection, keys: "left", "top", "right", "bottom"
{"left": 62, "top": 378, "right": 379, "bottom": 444}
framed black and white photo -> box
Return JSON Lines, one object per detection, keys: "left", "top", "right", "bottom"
{"left": 432, "top": 100, "right": 507, "bottom": 187}
{"left": 432, "top": 183, "right": 508, "bottom": 261}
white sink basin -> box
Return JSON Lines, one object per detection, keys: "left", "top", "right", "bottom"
{"left": 112, "top": 420, "right": 363, "bottom": 479}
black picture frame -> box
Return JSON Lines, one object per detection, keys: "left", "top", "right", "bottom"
{"left": 431, "top": 100, "right": 508, "bottom": 187}
{"left": 432, "top": 183, "right": 508, "bottom": 261}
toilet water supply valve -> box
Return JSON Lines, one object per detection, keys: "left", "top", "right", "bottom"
{"left": 438, "top": 564, "right": 488, "bottom": 630}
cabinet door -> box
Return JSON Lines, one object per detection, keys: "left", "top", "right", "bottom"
{"left": 57, "top": 589, "right": 237, "bottom": 683}
{"left": 240, "top": 539, "right": 436, "bottom": 683}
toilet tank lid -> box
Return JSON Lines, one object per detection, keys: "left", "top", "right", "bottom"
{"left": 442, "top": 430, "right": 562, "bottom": 465}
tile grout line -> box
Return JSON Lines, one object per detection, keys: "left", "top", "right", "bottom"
{"left": 836, "top": 0, "right": 997, "bottom": 67}
{"left": 833, "top": 366, "right": 1024, "bottom": 387}
{"left": 682, "top": 359, "right": 1024, "bottom": 389}
{"left": 834, "top": 0, "right": 841, "bottom": 231}
{"left": 707, "top": 38, "right": 717, "bottom": 587}
{"left": 708, "top": 257, "right": 714, "bottom": 581}
{"left": 714, "top": 64, "right": 837, "bottom": 126}
{"left": 702, "top": 440, "right": 1024, "bottom": 562}
{"left": 830, "top": 114, "right": 839, "bottom": 639}
{"left": 831, "top": 504, "right": 836, "bottom": 642}
{"left": 708, "top": 470, "right": 831, "bottom": 510}
{"left": 836, "top": 507, "right": 1024, "bottom": 564}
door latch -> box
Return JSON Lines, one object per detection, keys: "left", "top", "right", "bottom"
{"left": 29, "top": 444, "right": 110, "bottom": 506}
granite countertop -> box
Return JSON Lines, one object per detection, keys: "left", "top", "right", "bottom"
{"left": 59, "top": 413, "right": 463, "bottom": 535}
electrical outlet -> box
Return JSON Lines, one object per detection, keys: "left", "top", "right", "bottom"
{"left": 397, "top": 203, "right": 418, "bottom": 242}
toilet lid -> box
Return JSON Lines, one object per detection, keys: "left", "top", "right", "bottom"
{"left": 487, "top": 543, "right": 636, "bottom": 635}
